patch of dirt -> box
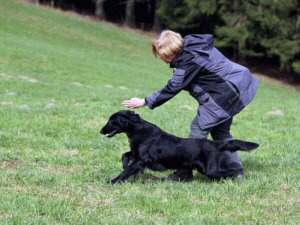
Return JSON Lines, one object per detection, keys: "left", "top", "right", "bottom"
{"left": 105, "top": 84, "right": 113, "bottom": 88}
{"left": 179, "top": 105, "right": 194, "bottom": 111}
{"left": 119, "top": 86, "right": 128, "bottom": 90}
{"left": 44, "top": 102, "right": 57, "bottom": 109}
{"left": 0, "top": 211, "right": 12, "bottom": 219}
{"left": 19, "top": 75, "right": 39, "bottom": 83}
{"left": 18, "top": 104, "right": 31, "bottom": 111}
{"left": 0, "top": 160, "right": 23, "bottom": 170}
{"left": 266, "top": 108, "right": 284, "bottom": 116}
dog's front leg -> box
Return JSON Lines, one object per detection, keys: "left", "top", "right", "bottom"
{"left": 111, "top": 159, "right": 145, "bottom": 184}
{"left": 121, "top": 151, "right": 133, "bottom": 169}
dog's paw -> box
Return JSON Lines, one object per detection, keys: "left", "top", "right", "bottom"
{"left": 110, "top": 178, "right": 122, "bottom": 185}
{"left": 105, "top": 178, "right": 119, "bottom": 185}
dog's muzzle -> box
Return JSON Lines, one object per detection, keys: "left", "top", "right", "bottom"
{"left": 100, "top": 128, "right": 118, "bottom": 138}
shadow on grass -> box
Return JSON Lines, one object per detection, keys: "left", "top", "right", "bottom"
{"left": 243, "top": 159, "right": 266, "bottom": 172}
{"left": 135, "top": 172, "right": 213, "bottom": 184}
{"left": 105, "top": 160, "right": 267, "bottom": 185}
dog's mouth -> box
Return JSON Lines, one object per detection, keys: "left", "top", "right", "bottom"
{"left": 105, "top": 129, "right": 118, "bottom": 138}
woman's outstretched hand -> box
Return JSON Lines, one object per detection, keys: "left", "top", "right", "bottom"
{"left": 122, "top": 98, "right": 145, "bottom": 108}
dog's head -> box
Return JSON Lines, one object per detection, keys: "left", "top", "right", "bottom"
{"left": 100, "top": 110, "right": 141, "bottom": 138}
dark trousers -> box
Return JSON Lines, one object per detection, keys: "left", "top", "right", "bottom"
{"left": 189, "top": 116, "right": 242, "bottom": 166}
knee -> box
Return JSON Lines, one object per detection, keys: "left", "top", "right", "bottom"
{"left": 189, "top": 129, "right": 208, "bottom": 139}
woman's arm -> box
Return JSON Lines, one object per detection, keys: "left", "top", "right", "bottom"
{"left": 144, "top": 62, "right": 202, "bottom": 109}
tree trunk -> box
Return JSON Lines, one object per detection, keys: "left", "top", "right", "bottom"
{"left": 54, "top": 0, "right": 64, "bottom": 8}
{"left": 125, "top": 0, "right": 136, "bottom": 28}
{"left": 95, "top": 0, "right": 105, "bottom": 20}
{"left": 152, "top": 0, "right": 161, "bottom": 32}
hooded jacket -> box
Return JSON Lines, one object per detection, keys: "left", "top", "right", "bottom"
{"left": 145, "top": 34, "right": 259, "bottom": 130}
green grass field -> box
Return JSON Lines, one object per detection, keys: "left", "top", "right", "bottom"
{"left": 0, "top": 0, "right": 299, "bottom": 224}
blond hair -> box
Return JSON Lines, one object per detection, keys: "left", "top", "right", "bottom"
{"left": 152, "top": 30, "right": 183, "bottom": 59}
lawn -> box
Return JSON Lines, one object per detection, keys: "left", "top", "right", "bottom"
{"left": 0, "top": 0, "right": 299, "bottom": 224}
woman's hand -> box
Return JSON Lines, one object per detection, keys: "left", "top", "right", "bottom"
{"left": 122, "top": 98, "right": 145, "bottom": 108}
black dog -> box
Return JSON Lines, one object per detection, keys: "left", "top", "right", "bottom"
{"left": 100, "top": 110, "right": 259, "bottom": 184}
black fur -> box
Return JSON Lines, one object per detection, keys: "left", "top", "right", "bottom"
{"left": 100, "top": 110, "right": 259, "bottom": 184}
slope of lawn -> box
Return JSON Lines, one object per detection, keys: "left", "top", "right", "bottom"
{"left": 0, "top": 0, "right": 299, "bottom": 224}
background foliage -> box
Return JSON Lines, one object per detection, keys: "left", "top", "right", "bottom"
{"left": 157, "top": 0, "right": 300, "bottom": 80}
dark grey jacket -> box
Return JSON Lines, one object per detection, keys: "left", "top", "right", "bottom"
{"left": 145, "top": 34, "right": 259, "bottom": 130}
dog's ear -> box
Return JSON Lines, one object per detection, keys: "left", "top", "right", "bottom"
{"left": 128, "top": 113, "right": 141, "bottom": 123}
{"left": 124, "top": 111, "right": 141, "bottom": 123}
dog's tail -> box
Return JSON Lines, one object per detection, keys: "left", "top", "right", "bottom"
{"left": 217, "top": 140, "right": 259, "bottom": 152}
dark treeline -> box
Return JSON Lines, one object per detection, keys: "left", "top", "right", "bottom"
{"left": 34, "top": 0, "right": 300, "bottom": 82}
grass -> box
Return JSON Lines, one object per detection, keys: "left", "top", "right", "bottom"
{"left": 0, "top": 0, "right": 299, "bottom": 224}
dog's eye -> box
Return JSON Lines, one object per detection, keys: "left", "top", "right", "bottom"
{"left": 111, "top": 121, "right": 118, "bottom": 125}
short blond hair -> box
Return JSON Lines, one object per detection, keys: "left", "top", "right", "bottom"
{"left": 152, "top": 30, "right": 183, "bottom": 59}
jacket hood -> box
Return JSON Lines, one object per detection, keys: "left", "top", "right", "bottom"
{"left": 170, "top": 34, "right": 214, "bottom": 68}
{"left": 183, "top": 34, "right": 214, "bottom": 51}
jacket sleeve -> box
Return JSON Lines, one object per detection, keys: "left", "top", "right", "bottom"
{"left": 145, "top": 62, "right": 202, "bottom": 109}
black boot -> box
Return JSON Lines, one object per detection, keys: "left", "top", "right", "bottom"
{"left": 164, "top": 170, "right": 193, "bottom": 181}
